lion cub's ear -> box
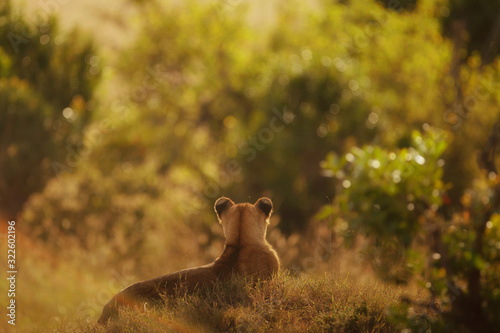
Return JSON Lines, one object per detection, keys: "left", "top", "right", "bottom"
{"left": 255, "top": 197, "right": 273, "bottom": 218}
{"left": 214, "top": 197, "right": 235, "bottom": 221}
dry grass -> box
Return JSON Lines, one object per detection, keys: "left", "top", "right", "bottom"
{"left": 39, "top": 271, "right": 406, "bottom": 333}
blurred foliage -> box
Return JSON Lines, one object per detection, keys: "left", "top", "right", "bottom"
{"left": 377, "top": 0, "right": 418, "bottom": 11}
{"left": 443, "top": 0, "right": 500, "bottom": 63}
{"left": 319, "top": 129, "right": 448, "bottom": 282}
{"left": 0, "top": 0, "right": 99, "bottom": 216}
{"left": 16, "top": 0, "right": 499, "bottom": 246}
{"left": 377, "top": 0, "right": 500, "bottom": 63}
{"left": 320, "top": 127, "right": 500, "bottom": 330}
{"left": 1, "top": 0, "right": 499, "bottom": 330}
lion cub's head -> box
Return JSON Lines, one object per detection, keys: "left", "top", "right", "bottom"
{"left": 214, "top": 197, "right": 273, "bottom": 247}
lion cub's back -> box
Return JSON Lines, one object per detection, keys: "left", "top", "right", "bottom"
{"left": 237, "top": 243, "right": 280, "bottom": 280}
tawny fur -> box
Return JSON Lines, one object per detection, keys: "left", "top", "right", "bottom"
{"left": 96, "top": 197, "right": 279, "bottom": 325}
{"left": 216, "top": 197, "right": 280, "bottom": 280}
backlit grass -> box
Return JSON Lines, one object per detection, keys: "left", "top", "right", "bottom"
{"left": 40, "top": 271, "right": 407, "bottom": 333}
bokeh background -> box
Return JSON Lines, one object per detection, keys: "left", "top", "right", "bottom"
{"left": 1, "top": 0, "right": 500, "bottom": 331}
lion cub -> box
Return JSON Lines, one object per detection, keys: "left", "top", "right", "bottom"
{"left": 97, "top": 197, "right": 279, "bottom": 325}
{"left": 215, "top": 197, "right": 280, "bottom": 280}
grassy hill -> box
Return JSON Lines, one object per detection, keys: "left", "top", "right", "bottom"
{"left": 38, "top": 271, "right": 411, "bottom": 333}
{"left": 0, "top": 217, "right": 423, "bottom": 333}
{"left": 0, "top": 214, "right": 424, "bottom": 332}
